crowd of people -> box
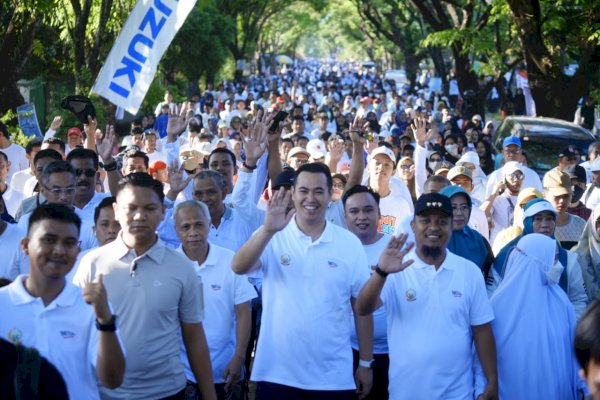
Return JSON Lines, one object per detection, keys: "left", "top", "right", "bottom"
{"left": 0, "top": 60, "right": 600, "bottom": 400}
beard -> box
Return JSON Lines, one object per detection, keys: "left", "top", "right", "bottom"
{"left": 421, "top": 245, "right": 443, "bottom": 259}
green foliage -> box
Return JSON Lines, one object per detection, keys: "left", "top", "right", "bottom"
{"left": 0, "top": 111, "right": 35, "bottom": 147}
{"left": 162, "top": 4, "right": 234, "bottom": 83}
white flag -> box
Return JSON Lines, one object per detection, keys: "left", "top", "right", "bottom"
{"left": 92, "top": 0, "right": 197, "bottom": 114}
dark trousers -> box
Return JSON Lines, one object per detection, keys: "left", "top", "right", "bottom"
{"left": 255, "top": 381, "right": 355, "bottom": 400}
{"left": 352, "top": 349, "right": 389, "bottom": 400}
{"left": 159, "top": 388, "right": 186, "bottom": 399}
{"left": 185, "top": 381, "right": 246, "bottom": 400}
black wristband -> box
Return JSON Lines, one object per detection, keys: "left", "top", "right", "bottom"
{"left": 96, "top": 315, "right": 117, "bottom": 332}
{"left": 103, "top": 161, "right": 118, "bottom": 172}
{"left": 374, "top": 265, "right": 389, "bottom": 278}
{"left": 242, "top": 161, "right": 257, "bottom": 171}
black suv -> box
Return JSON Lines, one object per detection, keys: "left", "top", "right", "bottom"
{"left": 492, "top": 116, "right": 596, "bottom": 176}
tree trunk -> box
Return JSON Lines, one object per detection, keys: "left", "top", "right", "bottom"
{"left": 405, "top": 53, "right": 419, "bottom": 87}
{"left": 429, "top": 46, "right": 448, "bottom": 93}
{"left": 452, "top": 46, "right": 485, "bottom": 118}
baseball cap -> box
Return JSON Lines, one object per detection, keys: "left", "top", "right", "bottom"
{"left": 447, "top": 165, "right": 472, "bottom": 182}
{"left": 503, "top": 161, "right": 524, "bottom": 176}
{"left": 522, "top": 198, "right": 557, "bottom": 220}
{"left": 414, "top": 193, "right": 453, "bottom": 218}
{"left": 148, "top": 160, "right": 167, "bottom": 175}
{"left": 472, "top": 114, "right": 482, "bottom": 121}
{"left": 543, "top": 168, "right": 572, "bottom": 196}
{"left": 434, "top": 160, "right": 454, "bottom": 176}
{"left": 517, "top": 188, "right": 543, "bottom": 206}
{"left": 557, "top": 147, "right": 576, "bottom": 158}
{"left": 67, "top": 127, "right": 82, "bottom": 137}
{"left": 179, "top": 149, "right": 203, "bottom": 171}
{"left": 287, "top": 147, "right": 310, "bottom": 159}
{"left": 272, "top": 167, "right": 295, "bottom": 190}
{"left": 502, "top": 136, "right": 522, "bottom": 148}
{"left": 370, "top": 146, "right": 397, "bottom": 164}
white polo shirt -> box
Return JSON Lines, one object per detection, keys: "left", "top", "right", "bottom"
{"left": 178, "top": 243, "right": 257, "bottom": 383}
{"left": 250, "top": 217, "right": 370, "bottom": 390}
{"left": 350, "top": 235, "right": 391, "bottom": 354}
{"left": 381, "top": 249, "right": 493, "bottom": 400}
{"left": 2, "top": 185, "right": 25, "bottom": 218}
{"left": 0, "top": 223, "right": 25, "bottom": 280}
{"left": 0, "top": 276, "right": 101, "bottom": 400}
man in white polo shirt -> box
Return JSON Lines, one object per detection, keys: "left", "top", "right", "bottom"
{"left": 0, "top": 204, "right": 125, "bottom": 399}
{"left": 74, "top": 173, "right": 217, "bottom": 400}
{"left": 356, "top": 193, "right": 498, "bottom": 400}
{"left": 232, "top": 163, "right": 374, "bottom": 400}
{"left": 342, "top": 185, "right": 391, "bottom": 400}
{"left": 174, "top": 200, "right": 256, "bottom": 399}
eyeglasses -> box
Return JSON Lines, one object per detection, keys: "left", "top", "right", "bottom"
{"left": 400, "top": 164, "right": 413, "bottom": 171}
{"left": 75, "top": 168, "right": 96, "bottom": 177}
{"left": 504, "top": 149, "right": 521, "bottom": 155}
{"left": 451, "top": 205, "right": 470, "bottom": 215}
{"left": 508, "top": 172, "right": 524, "bottom": 181}
{"left": 332, "top": 183, "right": 345, "bottom": 190}
{"left": 42, "top": 184, "right": 76, "bottom": 195}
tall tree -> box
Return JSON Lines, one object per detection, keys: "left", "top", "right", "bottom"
{"left": 506, "top": 0, "right": 600, "bottom": 119}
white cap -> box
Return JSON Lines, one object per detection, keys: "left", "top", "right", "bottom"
{"left": 306, "top": 139, "right": 326, "bottom": 156}
{"left": 503, "top": 161, "right": 524, "bottom": 176}
{"left": 370, "top": 146, "right": 397, "bottom": 164}
{"left": 523, "top": 200, "right": 557, "bottom": 221}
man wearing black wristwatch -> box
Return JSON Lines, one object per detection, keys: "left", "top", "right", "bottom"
{"left": 356, "top": 193, "right": 499, "bottom": 400}
{"left": 0, "top": 204, "right": 125, "bottom": 399}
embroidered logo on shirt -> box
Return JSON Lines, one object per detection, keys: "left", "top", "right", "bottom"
{"left": 7, "top": 328, "right": 22, "bottom": 345}
{"left": 328, "top": 261, "right": 338, "bottom": 268}
{"left": 60, "top": 330, "right": 75, "bottom": 339}
{"left": 153, "top": 280, "right": 163, "bottom": 288}
{"left": 280, "top": 254, "right": 291, "bottom": 266}
{"left": 211, "top": 284, "right": 222, "bottom": 291}
{"left": 406, "top": 288, "right": 417, "bottom": 302}
{"left": 452, "top": 290, "right": 462, "bottom": 298}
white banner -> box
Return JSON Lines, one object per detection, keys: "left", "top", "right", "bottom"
{"left": 92, "top": 0, "right": 197, "bottom": 114}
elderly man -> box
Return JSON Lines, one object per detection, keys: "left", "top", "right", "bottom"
{"left": 356, "top": 193, "right": 498, "bottom": 400}
{"left": 174, "top": 200, "right": 256, "bottom": 399}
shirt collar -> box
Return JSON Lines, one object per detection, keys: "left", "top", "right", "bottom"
{"left": 411, "top": 248, "right": 455, "bottom": 271}
{"left": 177, "top": 243, "right": 216, "bottom": 270}
{"left": 9, "top": 275, "right": 79, "bottom": 308}
{"left": 289, "top": 216, "right": 333, "bottom": 244}
{"left": 114, "top": 232, "right": 165, "bottom": 264}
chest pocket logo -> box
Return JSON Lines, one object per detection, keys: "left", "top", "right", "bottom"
{"left": 211, "top": 284, "right": 222, "bottom": 291}
{"left": 406, "top": 288, "right": 417, "bottom": 302}
{"left": 452, "top": 290, "right": 462, "bottom": 298}
{"left": 280, "top": 254, "right": 291, "bottom": 266}
{"left": 60, "top": 330, "right": 75, "bottom": 339}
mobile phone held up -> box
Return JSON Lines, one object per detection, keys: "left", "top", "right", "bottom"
{"left": 269, "top": 111, "right": 289, "bottom": 133}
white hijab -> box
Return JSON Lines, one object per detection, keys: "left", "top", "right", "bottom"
{"left": 491, "top": 233, "right": 580, "bottom": 400}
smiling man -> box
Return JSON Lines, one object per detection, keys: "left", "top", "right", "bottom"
{"left": 232, "top": 163, "right": 374, "bottom": 400}
{"left": 356, "top": 193, "right": 498, "bottom": 399}
{"left": 67, "top": 148, "right": 111, "bottom": 214}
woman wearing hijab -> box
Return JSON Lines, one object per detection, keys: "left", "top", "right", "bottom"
{"left": 492, "top": 198, "right": 588, "bottom": 317}
{"left": 456, "top": 151, "right": 488, "bottom": 204}
{"left": 475, "top": 139, "right": 495, "bottom": 175}
{"left": 440, "top": 186, "right": 493, "bottom": 278}
{"left": 572, "top": 204, "right": 600, "bottom": 301}
{"left": 492, "top": 233, "right": 580, "bottom": 400}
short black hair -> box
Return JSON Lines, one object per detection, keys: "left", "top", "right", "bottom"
{"left": 28, "top": 203, "right": 81, "bottom": 235}
{"left": 93, "top": 196, "right": 116, "bottom": 224}
{"left": 41, "top": 160, "right": 75, "bottom": 187}
{"left": 193, "top": 170, "right": 227, "bottom": 190}
{"left": 117, "top": 172, "right": 164, "bottom": 203}
{"left": 294, "top": 162, "right": 332, "bottom": 191}
{"left": 43, "top": 137, "right": 66, "bottom": 153}
{"left": 575, "top": 299, "right": 600, "bottom": 373}
{"left": 67, "top": 148, "right": 99, "bottom": 170}
{"left": 280, "top": 138, "right": 294, "bottom": 146}
{"left": 34, "top": 149, "right": 62, "bottom": 166}
{"left": 342, "top": 185, "right": 380, "bottom": 208}
{"left": 26, "top": 139, "right": 43, "bottom": 155}
{"left": 123, "top": 150, "right": 149, "bottom": 168}
{"left": 209, "top": 147, "right": 236, "bottom": 165}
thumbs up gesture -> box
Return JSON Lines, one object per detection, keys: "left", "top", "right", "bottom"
{"left": 83, "top": 274, "right": 111, "bottom": 322}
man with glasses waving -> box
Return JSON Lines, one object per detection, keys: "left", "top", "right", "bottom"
{"left": 67, "top": 148, "right": 112, "bottom": 215}
{"left": 484, "top": 137, "right": 542, "bottom": 198}
{"left": 17, "top": 161, "right": 97, "bottom": 251}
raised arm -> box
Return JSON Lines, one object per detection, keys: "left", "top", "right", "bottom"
{"left": 96, "top": 125, "right": 121, "bottom": 196}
